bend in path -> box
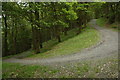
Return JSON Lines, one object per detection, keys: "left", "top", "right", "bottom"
{"left": 3, "top": 19, "right": 118, "bottom": 66}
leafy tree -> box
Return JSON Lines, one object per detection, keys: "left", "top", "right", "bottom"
{"left": 3, "top": 2, "right": 119, "bottom": 56}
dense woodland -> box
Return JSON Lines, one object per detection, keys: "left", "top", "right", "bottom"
{"left": 2, "top": 2, "right": 120, "bottom": 56}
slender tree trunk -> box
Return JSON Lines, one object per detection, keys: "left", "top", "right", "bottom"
{"left": 39, "top": 29, "right": 43, "bottom": 48}
{"left": 64, "top": 28, "right": 68, "bottom": 35}
{"left": 32, "top": 26, "right": 35, "bottom": 50}
{"left": 78, "top": 26, "right": 82, "bottom": 34}
{"left": 55, "top": 27, "right": 61, "bottom": 42}
{"left": 3, "top": 15, "right": 8, "bottom": 56}
{"left": 57, "top": 35, "right": 61, "bottom": 42}
{"left": 52, "top": 3, "right": 61, "bottom": 42}
{"left": 12, "top": 19, "right": 17, "bottom": 54}
{"left": 56, "top": 28, "right": 61, "bottom": 42}
{"left": 83, "top": 20, "right": 87, "bottom": 29}
{"left": 77, "top": 22, "right": 82, "bottom": 35}
{"left": 35, "top": 8, "right": 43, "bottom": 49}
{"left": 13, "top": 33, "right": 17, "bottom": 54}
{"left": 35, "top": 28, "right": 40, "bottom": 54}
{"left": 32, "top": 26, "right": 40, "bottom": 54}
{"left": 39, "top": 41, "right": 43, "bottom": 48}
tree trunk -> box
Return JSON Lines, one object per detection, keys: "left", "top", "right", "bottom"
{"left": 14, "top": 21, "right": 17, "bottom": 54}
{"left": 13, "top": 34, "right": 17, "bottom": 54}
{"left": 64, "top": 28, "right": 68, "bottom": 35}
{"left": 52, "top": 3, "right": 61, "bottom": 42}
{"left": 35, "top": 8, "right": 43, "bottom": 49}
{"left": 57, "top": 35, "right": 61, "bottom": 42}
{"left": 40, "top": 44, "right": 43, "bottom": 48}
{"left": 77, "top": 22, "right": 82, "bottom": 35}
{"left": 3, "top": 15, "right": 8, "bottom": 56}
{"left": 83, "top": 20, "right": 87, "bottom": 29}
{"left": 32, "top": 26, "right": 40, "bottom": 54}
{"left": 55, "top": 26, "right": 61, "bottom": 42}
{"left": 39, "top": 29, "right": 43, "bottom": 48}
{"left": 77, "top": 27, "right": 82, "bottom": 35}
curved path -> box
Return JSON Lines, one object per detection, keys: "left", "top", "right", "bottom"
{"left": 3, "top": 19, "right": 118, "bottom": 65}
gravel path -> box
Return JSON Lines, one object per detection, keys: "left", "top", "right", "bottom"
{"left": 3, "top": 19, "right": 118, "bottom": 66}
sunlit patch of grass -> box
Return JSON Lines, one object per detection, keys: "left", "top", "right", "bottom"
{"left": 27, "top": 27, "right": 100, "bottom": 59}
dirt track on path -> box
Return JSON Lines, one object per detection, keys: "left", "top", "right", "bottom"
{"left": 3, "top": 19, "right": 118, "bottom": 66}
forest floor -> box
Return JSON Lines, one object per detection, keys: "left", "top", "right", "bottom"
{"left": 2, "top": 19, "right": 118, "bottom": 78}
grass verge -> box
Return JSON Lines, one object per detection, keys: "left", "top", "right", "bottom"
{"left": 2, "top": 55, "right": 118, "bottom": 78}
{"left": 96, "top": 18, "right": 120, "bottom": 32}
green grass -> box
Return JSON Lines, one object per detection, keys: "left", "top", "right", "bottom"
{"left": 2, "top": 28, "right": 80, "bottom": 59}
{"left": 96, "top": 18, "right": 120, "bottom": 32}
{"left": 3, "top": 24, "right": 100, "bottom": 59}
{"left": 2, "top": 55, "right": 118, "bottom": 78}
{"left": 26, "top": 26, "right": 100, "bottom": 59}
{"left": 2, "top": 62, "right": 60, "bottom": 78}
{"left": 109, "top": 22, "right": 120, "bottom": 32}
{"left": 39, "top": 28, "right": 79, "bottom": 54}
{"left": 96, "top": 18, "right": 107, "bottom": 27}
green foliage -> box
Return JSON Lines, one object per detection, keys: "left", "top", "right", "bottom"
{"left": 2, "top": 2, "right": 32, "bottom": 56}
{"left": 53, "top": 20, "right": 69, "bottom": 28}
{"left": 93, "top": 2, "right": 120, "bottom": 23}
{"left": 3, "top": 2, "right": 119, "bottom": 55}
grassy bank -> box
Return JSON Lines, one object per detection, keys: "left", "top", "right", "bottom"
{"left": 26, "top": 26, "right": 100, "bottom": 59}
{"left": 3, "top": 28, "right": 81, "bottom": 59}
{"left": 2, "top": 55, "right": 118, "bottom": 78}
{"left": 96, "top": 18, "right": 120, "bottom": 32}
{"left": 3, "top": 25, "right": 100, "bottom": 59}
